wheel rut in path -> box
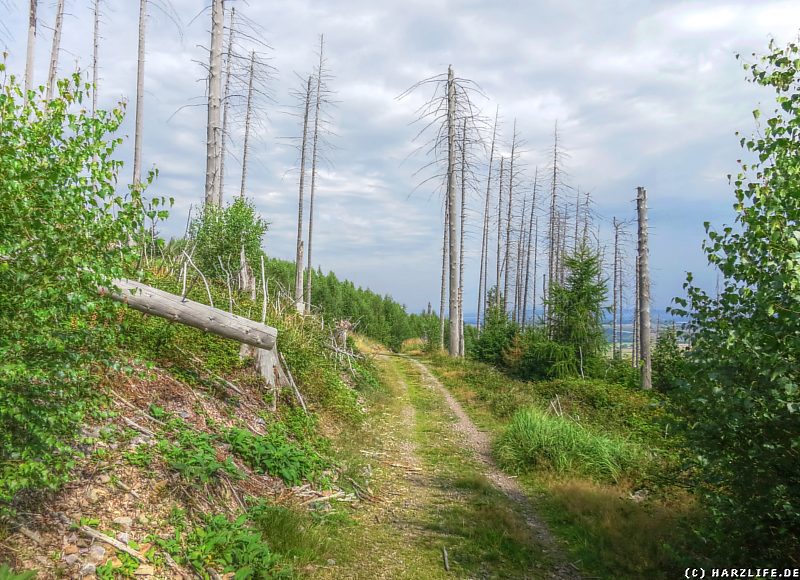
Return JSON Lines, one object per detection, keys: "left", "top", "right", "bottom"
{"left": 403, "top": 355, "right": 582, "bottom": 580}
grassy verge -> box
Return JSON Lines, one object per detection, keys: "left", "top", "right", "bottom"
{"left": 414, "top": 351, "right": 702, "bottom": 579}
{"left": 317, "top": 347, "right": 553, "bottom": 579}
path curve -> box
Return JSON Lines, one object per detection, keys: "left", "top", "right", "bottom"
{"left": 404, "top": 355, "right": 582, "bottom": 580}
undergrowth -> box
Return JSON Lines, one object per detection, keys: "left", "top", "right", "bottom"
{"left": 496, "top": 407, "right": 640, "bottom": 481}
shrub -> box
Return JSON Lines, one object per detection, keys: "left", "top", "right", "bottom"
{"left": 671, "top": 39, "right": 800, "bottom": 562}
{"left": 496, "top": 407, "right": 639, "bottom": 482}
{"left": 651, "top": 329, "right": 686, "bottom": 393}
{"left": 0, "top": 66, "right": 163, "bottom": 509}
{"left": 189, "top": 197, "right": 268, "bottom": 282}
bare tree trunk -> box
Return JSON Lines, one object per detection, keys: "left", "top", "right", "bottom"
{"left": 132, "top": 0, "right": 147, "bottom": 187}
{"left": 24, "top": 0, "right": 37, "bottom": 105}
{"left": 457, "top": 118, "right": 467, "bottom": 356}
{"left": 522, "top": 171, "right": 537, "bottom": 327}
{"left": 633, "top": 258, "right": 639, "bottom": 368}
{"left": 294, "top": 76, "right": 313, "bottom": 310}
{"left": 239, "top": 51, "right": 255, "bottom": 198}
{"left": 612, "top": 217, "right": 620, "bottom": 359}
{"left": 305, "top": 35, "right": 325, "bottom": 310}
{"left": 204, "top": 0, "right": 224, "bottom": 207}
{"left": 637, "top": 186, "right": 652, "bottom": 390}
{"left": 45, "top": 0, "right": 64, "bottom": 100}
{"left": 476, "top": 109, "right": 497, "bottom": 331}
{"left": 513, "top": 195, "right": 526, "bottom": 324}
{"left": 531, "top": 216, "right": 539, "bottom": 325}
{"left": 220, "top": 6, "right": 235, "bottom": 201}
{"left": 91, "top": 0, "right": 100, "bottom": 114}
{"left": 446, "top": 66, "right": 459, "bottom": 357}
{"left": 439, "top": 197, "right": 449, "bottom": 350}
{"left": 503, "top": 120, "right": 517, "bottom": 314}
{"left": 547, "top": 122, "right": 559, "bottom": 325}
{"left": 495, "top": 156, "right": 505, "bottom": 309}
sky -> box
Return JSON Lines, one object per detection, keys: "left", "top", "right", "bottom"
{"left": 2, "top": 0, "right": 799, "bottom": 314}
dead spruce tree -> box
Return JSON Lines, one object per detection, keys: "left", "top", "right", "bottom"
{"left": 637, "top": 186, "right": 652, "bottom": 389}
{"left": 476, "top": 107, "right": 498, "bottom": 331}
{"left": 305, "top": 34, "right": 335, "bottom": 311}
{"left": 216, "top": 9, "right": 274, "bottom": 201}
{"left": 399, "top": 66, "right": 484, "bottom": 356}
{"left": 293, "top": 75, "right": 313, "bottom": 312}
{"left": 24, "top": 0, "right": 37, "bottom": 104}
{"left": 91, "top": 0, "right": 100, "bottom": 114}
{"left": 204, "top": 0, "right": 225, "bottom": 207}
{"left": 45, "top": 0, "right": 64, "bottom": 100}
{"left": 132, "top": 0, "right": 147, "bottom": 186}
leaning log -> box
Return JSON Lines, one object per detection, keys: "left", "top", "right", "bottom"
{"left": 104, "top": 279, "right": 277, "bottom": 350}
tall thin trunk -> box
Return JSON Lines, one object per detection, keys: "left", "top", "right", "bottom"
{"left": 514, "top": 196, "right": 527, "bottom": 324}
{"left": 294, "top": 76, "right": 313, "bottom": 309}
{"left": 522, "top": 171, "right": 537, "bottom": 327}
{"left": 24, "top": 0, "right": 37, "bottom": 105}
{"left": 446, "top": 66, "right": 459, "bottom": 357}
{"left": 547, "top": 122, "right": 559, "bottom": 322}
{"left": 495, "top": 156, "right": 505, "bottom": 309}
{"left": 306, "top": 35, "right": 325, "bottom": 310}
{"left": 91, "top": 0, "right": 100, "bottom": 114}
{"left": 531, "top": 216, "right": 539, "bottom": 325}
{"left": 220, "top": 6, "right": 235, "bottom": 201}
{"left": 239, "top": 51, "right": 255, "bottom": 198}
{"left": 503, "top": 120, "right": 517, "bottom": 314}
{"left": 476, "top": 109, "right": 498, "bottom": 331}
{"left": 574, "top": 189, "right": 581, "bottom": 252}
{"left": 132, "top": 0, "right": 147, "bottom": 187}
{"left": 456, "top": 119, "right": 467, "bottom": 355}
{"left": 204, "top": 0, "right": 224, "bottom": 207}
{"left": 612, "top": 218, "right": 620, "bottom": 359}
{"left": 631, "top": 255, "right": 639, "bottom": 368}
{"left": 637, "top": 186, "right": 652, "bottom": 390}
{"left": 439, "top": 197, "right": 449, "bottom": 349}
{"left": 45, "top": 0, "right": 64, "bottom": 100}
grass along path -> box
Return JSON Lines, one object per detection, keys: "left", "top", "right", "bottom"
{"left": 321, "top": 346, "right": 568, "bottom": 579}
{"left": 404, "top": 355, "right": 582, "bottom": 580}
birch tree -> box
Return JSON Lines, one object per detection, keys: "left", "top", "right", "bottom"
{"left": 636, "top": 186, "right": 652, "bottom": 389}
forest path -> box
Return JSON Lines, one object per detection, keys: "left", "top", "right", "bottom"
{"left": 320, "top": 346, "right": 576, "bottom": 579}
{"left": 404, "top": 355, "right": 582, "bottom": 580}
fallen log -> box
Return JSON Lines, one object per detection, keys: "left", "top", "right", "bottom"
{"left": 103, "top": 279, "right": 283, "bottom": 388}
{"left": 103, "top": 279, "right": 277, "bottom": 350}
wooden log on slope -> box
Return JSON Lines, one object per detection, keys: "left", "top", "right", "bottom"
{"left": 104, "top": 279, "right": 277, "bottom": 350}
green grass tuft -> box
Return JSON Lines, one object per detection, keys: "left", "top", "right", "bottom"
{"left": 496, "top": 407, "right": 639, "bottom": 481}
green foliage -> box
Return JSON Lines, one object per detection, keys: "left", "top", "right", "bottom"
{"left": 651, "top": 329, "right": 686, "bottom": 393}
{"left": 496, "top": 407, "right": 640, "bottom": 482}
{"left": 264, "top": 258, "right": 428, "bottom": 352}
{"left": 546, "top": 243, "right": 608, "bottom": 364}
{"left": 0, "top": 66, "right": 164, "bottom": 509}
{"left": 169, "top": 513, "right": 288, "bottom": 579}
{"left": 224, "top": 422, "right": 328, "bottom": 487}
{"left": 189, "top": 197, "right": 268, "bottom": 281}
{"left": 158, "top": 419, "right": 241, "bottom": 484}
{"left": 671, "top": 40, "right": 800, "bottom": 562}
{"left": 469, "top": 290, "right": 517, "bottom": 365}
{"left": 0, "top": 564, "right": 36, "bottom": 580}
{"left": 503, "top": 327, "right": 577, "bottom": 379}
{"left": 249, "top": 502, "right": 331, "bottom": 568}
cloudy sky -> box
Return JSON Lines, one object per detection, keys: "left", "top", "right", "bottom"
{"left": 2, "top": 0, "right": 798, "bottom": 314}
